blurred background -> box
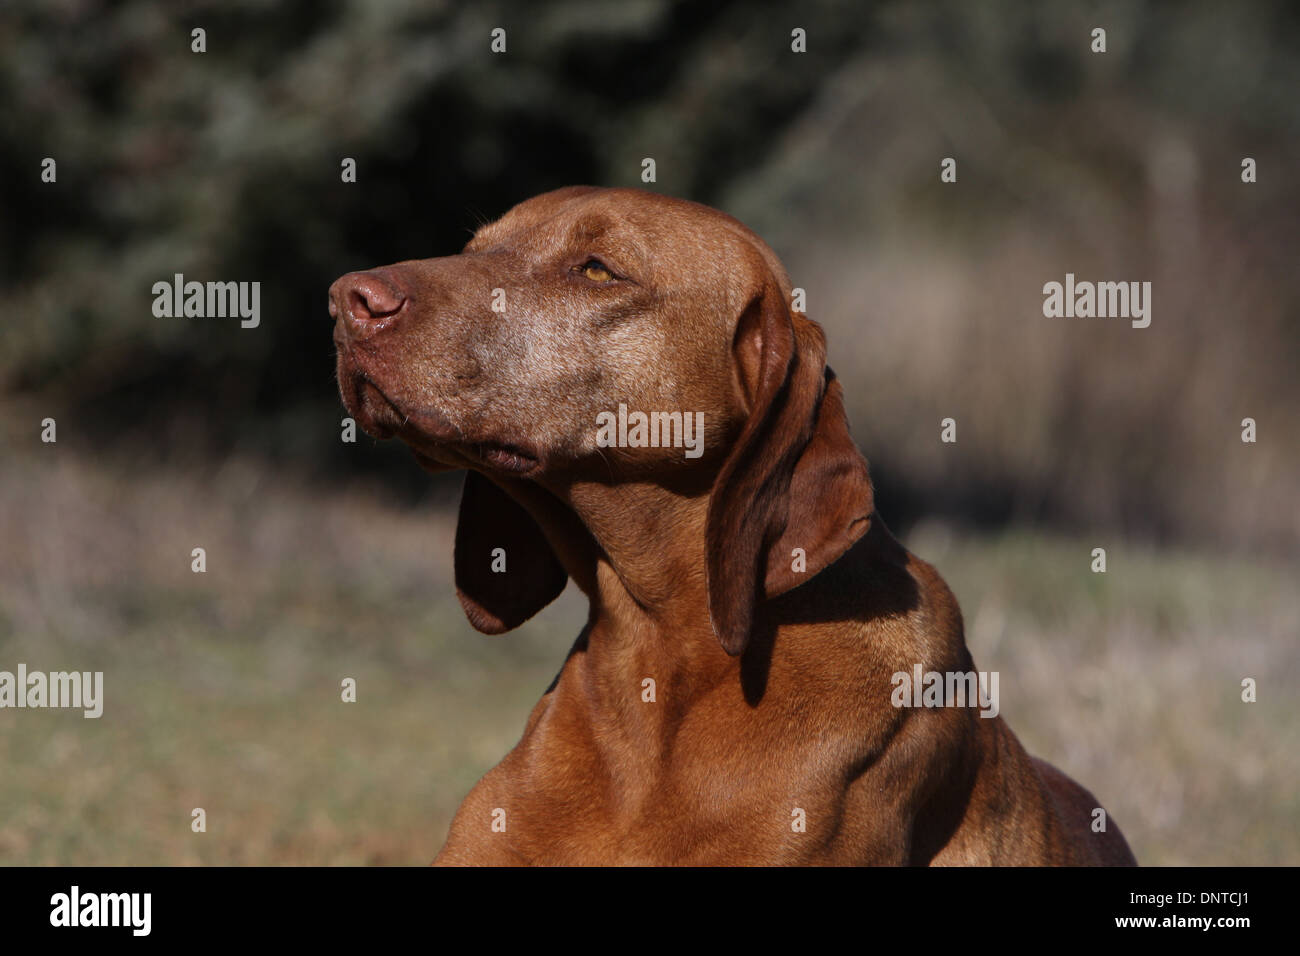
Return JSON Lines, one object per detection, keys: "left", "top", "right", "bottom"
{"left": 1, "top": 0, "right": 1296, "bottom": 865}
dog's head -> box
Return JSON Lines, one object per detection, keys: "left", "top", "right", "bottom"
{"left": 331, "top": 186, "right": 873, "bottom": 654}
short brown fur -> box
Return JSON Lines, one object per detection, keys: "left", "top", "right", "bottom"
{"left": 330, "top": 186, "right": 1137, "bottom": 866}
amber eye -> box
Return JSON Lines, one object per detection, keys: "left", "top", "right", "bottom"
{"left": 580, "top": 259, "right": 614, "bottom": 283}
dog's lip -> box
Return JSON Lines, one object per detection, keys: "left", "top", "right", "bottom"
{"left": 473, "top": 441, "right": 540, "bottom": 474}
{"left": 337, "top": 358, "right": 543, "bottom": 476}
{"left": 399, "top": 408, "right": 543, "bottom": 476}
{"left": 348, "top": 378, "right": 403, "bottom": 438}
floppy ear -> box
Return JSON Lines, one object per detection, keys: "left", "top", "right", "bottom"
{"left": 454, "top": 470, "right": 568, "bottom": 634}
{"left": 705, "top": 278, "right": 874, "bottom": 657}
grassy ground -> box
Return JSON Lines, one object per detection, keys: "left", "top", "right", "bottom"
{"left": 0, "top": 452, "right": 1295, "bottom": 865}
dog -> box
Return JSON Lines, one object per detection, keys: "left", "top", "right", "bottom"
{"left": 329, "top": 185, "right": 1137, "bottom": 865}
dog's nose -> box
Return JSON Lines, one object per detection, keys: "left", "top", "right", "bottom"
{"left": 329, "top": 270, "right": 407, "bottom": 339}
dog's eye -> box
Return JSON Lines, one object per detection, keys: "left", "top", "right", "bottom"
{"left": 580, "top": 259, "right": 614, "bottom": 283}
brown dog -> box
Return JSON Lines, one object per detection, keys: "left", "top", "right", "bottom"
{"left": 329, "top": 186, "right": 1137, "bottom": 866}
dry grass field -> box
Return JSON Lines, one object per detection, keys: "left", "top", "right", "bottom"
{"left": 1, "top": 447, "right": 1294, "bottom": 865}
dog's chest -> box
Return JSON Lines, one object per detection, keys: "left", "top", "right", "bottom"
{"left": 502, "top": 666, "right": 898, "bottom": 864}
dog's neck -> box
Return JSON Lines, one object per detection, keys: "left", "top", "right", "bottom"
{"left": 550, "top": 477, "right": 745, "bottom": 764}
{"left": 551, "top": 476, "right": 732, "bottom": 673}
{"left": 486, "top": 470, "right": 738, "bottom": 715}
{"left": 564, "top": 480, "right": 710, "bottom": 618}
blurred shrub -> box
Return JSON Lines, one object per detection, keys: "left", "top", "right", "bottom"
{"left": 0, "top": 0, "right": 1295, "bottom": 549}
